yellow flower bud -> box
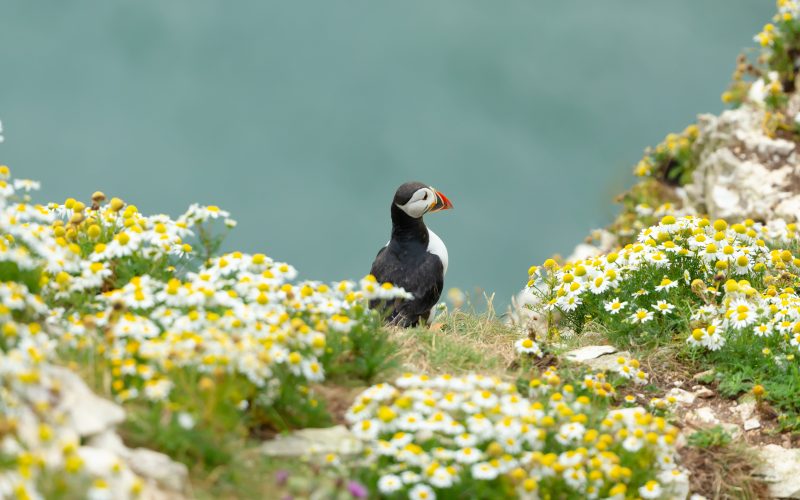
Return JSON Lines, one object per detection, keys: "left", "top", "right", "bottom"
{"left": 109, "top": 198, "right": 125, "bottom": 212}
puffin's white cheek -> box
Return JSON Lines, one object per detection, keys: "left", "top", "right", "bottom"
{"left": 398, "top": 200, "right": 426, "bottom": 218}
{"left": 410, "top": 201, "right": 430, "bottom": 218}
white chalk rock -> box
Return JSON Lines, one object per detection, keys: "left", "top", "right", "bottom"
{"left": 128, "top": 448, "right": 189, "bottom": 493}
{"left": 753, "top": 444, "right": 800, "bottom": 498}
{"left": 261, "top": 425, "right": 363, "bottom": 457}
{"left": 685, "top": 104, "right": 800, "bottom": 223}
{"left": 45, "top": 365, "right": 125, "bottom": 438}
{"left": 666, "top": 388, "right": 696, "bottom": 406}
{"left": 564, "top": 345, "right": 617, "bottom": 362}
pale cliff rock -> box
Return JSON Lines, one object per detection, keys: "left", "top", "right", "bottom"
{"left": 686, "top": 104, "right": 800, "bottom": 222}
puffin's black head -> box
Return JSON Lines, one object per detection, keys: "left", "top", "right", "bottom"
{"left": 392, "top": 181, "right": 454, "bottom": 220}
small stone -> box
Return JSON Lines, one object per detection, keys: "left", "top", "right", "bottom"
{"left": 261, "top": 425, "right": 363, "bottom": 458}
{"left": 579, "top": 351, "right": 632, "bottom": 373}
{"left": 666, "top": 388, "right": 696, "bottom": 406}
{"left": 686, "top": 406, "right": 720, "bottom": 426}
{"left": 128, "top": 448, "right": 189, "bottom": 493}
{"left": 564, "top": 345, "right": 617, "bottom": 362}
{"left": 753, "top": 444, "right": 800, "bottom": 498}
{"left": 692, "top": 369, "right": 715, "bottom": 381}
{"left": 744, "top": 418, "right": 761, "bottom": 431}
{"left": 732, "top": 401, "right": 757, "bottom": 422}
{"left": 693, "top": 387, "right": 714, "bottom": 399}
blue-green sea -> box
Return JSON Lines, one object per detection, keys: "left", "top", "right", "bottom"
{"left": 0, "top": 2, "right": 773, "bottom": 307}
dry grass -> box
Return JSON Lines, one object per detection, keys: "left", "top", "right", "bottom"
{"left": 389, "top": 307, "right": 521, "bottom": 377}
{"left": 639, "top": 342, "right": 698, "bottom": 388}
{"left": 555, "top": 320, "right": 698, "bottom": 386}
{"left": 679, "top": 443, "right": 768, "bottom": 499}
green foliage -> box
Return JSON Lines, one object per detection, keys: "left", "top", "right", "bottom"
{"left": 322, "top": 306, "right": 398, "bottom": 384}
{"left": 688, "top": 425, "right": 733, "bottom": 448}
{"left": 122, "top": 402, "right": 237, "bottom": 468}
{"left": 0, "top": 261, "right": 41, "bottom": 293}
{"left": 35, "top": 471, "right": 90, "bottom": 500}
{"left": 531, "top": 214, "right": 800, "bottom": 430}
{"left": 252, "top": 372, "right": 333, "bottom": 431}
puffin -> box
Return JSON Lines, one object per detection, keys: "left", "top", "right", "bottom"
{"left": 369, "top": 181, "right": 454, "bottom": 326}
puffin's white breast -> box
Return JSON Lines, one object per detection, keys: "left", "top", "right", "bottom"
{"left": 427, "top": 228, "right": 448, "bottom": 275}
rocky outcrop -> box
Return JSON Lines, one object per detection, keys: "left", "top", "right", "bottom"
{"left": 11, "top": 364, "right": 189, "bottom": 500}
{"left": 685, "top": 104, "right": 800, "bottom": 222}
{"left": 47, "top": 365, "right": 126, "bottom": 437}
{"left": 754, "top": 445, "right": 800, "bottom": 499}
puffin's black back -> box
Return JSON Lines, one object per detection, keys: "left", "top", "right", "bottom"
{"left": 370, "top": 182, "right": 445, "bottom": 327}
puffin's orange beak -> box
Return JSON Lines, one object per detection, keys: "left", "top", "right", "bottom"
{"left": 429, "top": 189, "right": 454, "bottom": 212}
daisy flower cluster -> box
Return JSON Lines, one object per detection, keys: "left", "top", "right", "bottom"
{"left": 0, "top": 165, "right": 412, "bottom": 434}
{"left": 341, "top": 367, "right": 683, "bottom": 499}
{"left": 613, "top": 356, "right": 649, "bottom": 386}
{"left": 529, "top": 214, "right": 800, "bottom": 419}
{"left": 530, "top": 215, "right": 800, "bottom": 338}
{"left": 612, "top": 125, "right": 698, "bottom": 243}
{"left": 723, "top": 2, "right": 800, "bottom": 112}
{"left": 609, "top": 188, "right": 692, "bottom": 243}
{"left": 0, "top": 167, "right": 147, "bottom": 498}
{"left": 632, "top": 124, "right": 699, "bottom": 186}
{"left": 62, "top": 253, "right": 409, "bottom": 413}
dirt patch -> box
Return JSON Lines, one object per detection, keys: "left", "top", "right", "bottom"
{"left": 640, "top": 346, "right": 698, "bottom": 389}
{"left": 670, "top": 383, "right": 795, "bottom": 448}
{"left": 313, "top": 384, "right": 365, "bottom": 425}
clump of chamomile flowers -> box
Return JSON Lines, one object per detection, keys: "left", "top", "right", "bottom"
{"left": 0, "top": 165, "right": 149, "bottom": 499}
{"left": 632, "top": 125, "right": 700, "bottom": 187}
{"left": 717, "top": 1, "right": 800, "bottom": 142}
{"left": 528, "top": 214, "right": 800, "bottom": 427}
{"left": 0, "top": 163, "right": 412, "bottom": 440}
{"left": 336, "top": 367, "right": 684, "bottom": 499}
{"left": 609, "top": 124, "right": 700, "bottom": 243}
{"left": 723, "top": 1, "right": 800, "bottom": 111}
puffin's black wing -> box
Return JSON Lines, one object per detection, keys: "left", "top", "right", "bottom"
{"left": 369, "top": 247, "right": 444, "bottom": 327}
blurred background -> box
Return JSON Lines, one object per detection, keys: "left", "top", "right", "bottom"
{"left": 0, "top": 1, "right": 772, "bottom": 308}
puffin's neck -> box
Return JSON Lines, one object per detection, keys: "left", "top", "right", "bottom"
{"left": 390, "top": 204, "right": 429, "bottom": 246}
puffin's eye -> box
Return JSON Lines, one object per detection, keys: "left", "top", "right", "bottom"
{"left": 423, "top": 193, "right": 429, "bottom": 200}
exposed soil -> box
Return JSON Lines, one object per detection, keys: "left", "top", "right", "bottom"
{"left": 313, "top": 383, "right": 365, "bottom": 425}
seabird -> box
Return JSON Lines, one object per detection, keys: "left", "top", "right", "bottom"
{"left": 369, "top": 181, "right": 453, "bottom": 326}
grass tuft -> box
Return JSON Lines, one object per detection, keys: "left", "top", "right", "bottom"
{"left": 680, "top": 435, "right": 768, "bottom": 499}
{"left": 389, "top": 308, "right": 520, "bottom": 376}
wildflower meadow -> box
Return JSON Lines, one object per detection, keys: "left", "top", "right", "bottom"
{"left": 6, "top": 1, "right": 800, "bottom": 499}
